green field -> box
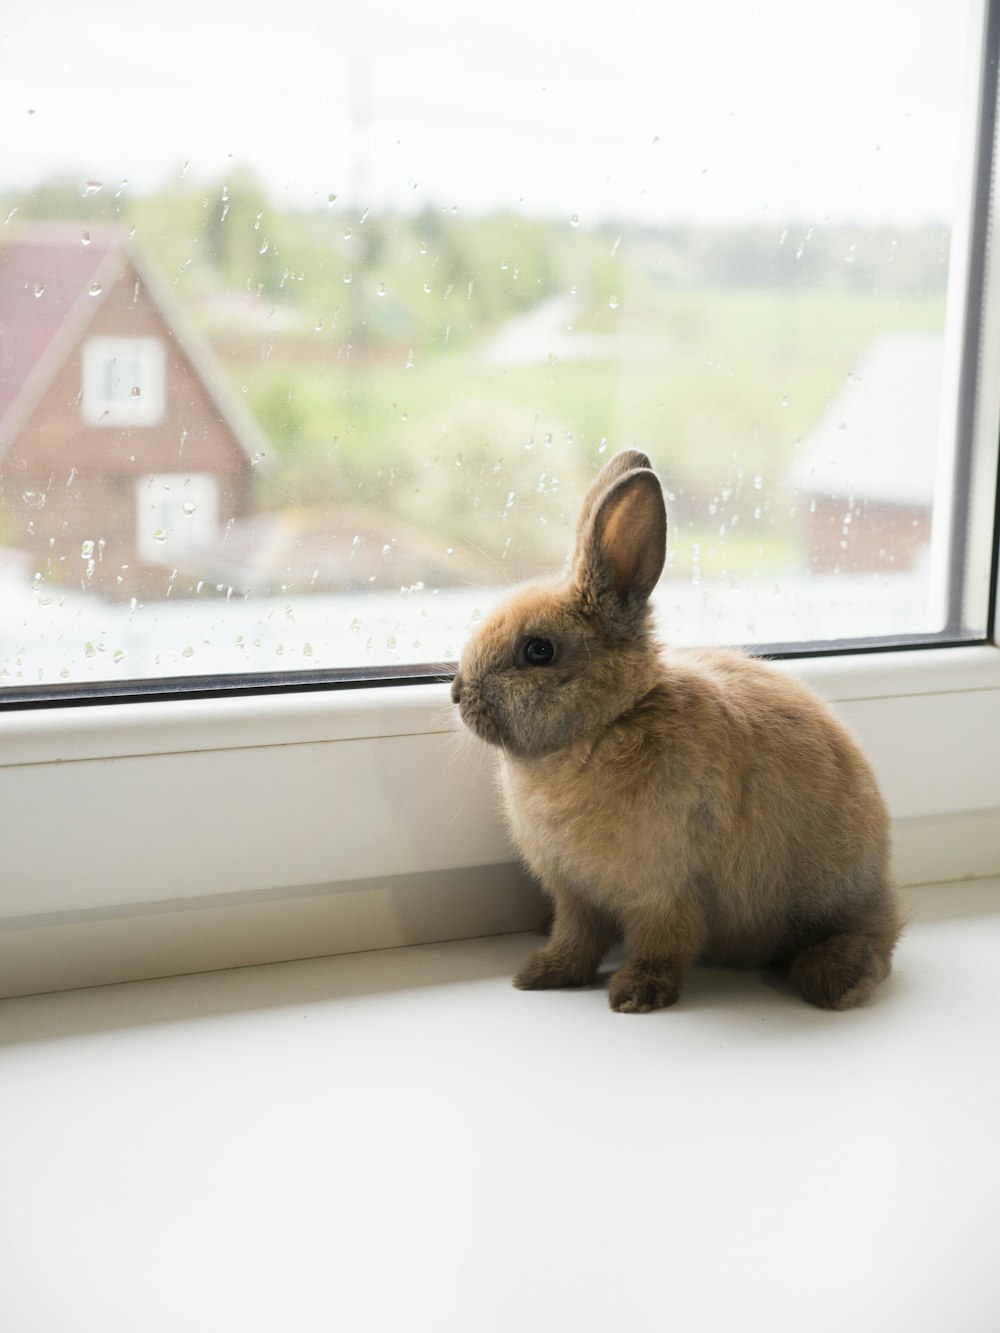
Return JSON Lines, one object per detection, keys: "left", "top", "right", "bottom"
{"left": 4, "top": 178, "right": 949, "bottom": 586}
{"left": 222, "top": 286, "right": 944, "bottom": 582}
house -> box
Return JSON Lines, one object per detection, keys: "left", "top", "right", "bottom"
{"left": 0, "top": 224, "right": 267, "bottom": 599}
{"left": 786, "top": 331, "right": 943, "bottom": 572}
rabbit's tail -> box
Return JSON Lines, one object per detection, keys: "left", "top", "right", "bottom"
{"left": 790, "top": 930, "right": 898, "bottom": 1010}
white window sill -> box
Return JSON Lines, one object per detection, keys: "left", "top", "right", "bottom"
{"left": 2, "top": 643, "right": 999, "bottom": 997}
{"left": 2, "top": 874, "right": 998, "bottom": 1332}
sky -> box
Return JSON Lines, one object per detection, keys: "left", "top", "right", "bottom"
{"left": 0, "top": 0, "right": 977, "bottom": 226}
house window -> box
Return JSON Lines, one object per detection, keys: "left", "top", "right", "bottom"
{"left": 82, "top": 337, "right": 166, "bottom": 427}
{"left": 0, "top": 1, "right": 996, "bottom": 698}
{"left": 136, "top": 474, "right": 220, "bottom": 565}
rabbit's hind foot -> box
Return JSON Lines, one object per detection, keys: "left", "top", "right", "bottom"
{"left": 790, "top": 933, "right": 893, "bottom": 1011}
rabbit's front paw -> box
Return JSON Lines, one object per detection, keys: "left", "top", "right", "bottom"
{"left": 608, "top": 960, "right": 682, "bottom": 1013}
{"left": 513, "top": 948, "right": 596, "bottom": 991}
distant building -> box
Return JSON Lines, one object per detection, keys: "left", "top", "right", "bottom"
{"left": 787, "top": 331, "right": 942, "bottom": 572}
{"left": 0, "top": 224, "right": 266, "bottom": 599}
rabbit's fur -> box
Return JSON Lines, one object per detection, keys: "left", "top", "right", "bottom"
{"left": 452, "top": 450, "right": 903, "bottom": 1012}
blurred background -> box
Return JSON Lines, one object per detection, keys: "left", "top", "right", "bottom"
{"left": 0, "top": 0, "right": 976, "bottom": 685}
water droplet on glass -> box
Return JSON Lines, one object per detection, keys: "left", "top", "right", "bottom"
{"left": 182, "top": 646, "right": 194, "bottom": 658}
{"left": 781, "top": 394, "right": 788, "bottom": 408}
{"left": 753, "top": 473, "right": 763, "bottom": 490}
{"left": 81, "top": 231, "right": 91, "bottom": 246}
{"left": 33, "top": 283, "right": 45, "bottom": 298}
{"left": 343, "top": 272, "right": 352, "bottom": 284}
{"left": 570, "top": 214, "right": 580, "bottom": 228}
{"left": 608, "top": 294, "right": 619, "bottom": 310}
{"left": 259, "top": 241, "right": 269, "bottom": 255}
{"left": 386, "top": 635, "right": 397, "bottom": 650}
{"left": 130, "top": 385, "right": 141, "bottom": 399}
{"left": 377, "top": 282, "right": 386, "bottom": 296}
{"left": 88, "top": 282, "right": 102, "bottom": 296}
{"left": 84, "top": 641, "right": 97, "bottom": 659}
{"left": 183, "top": 501, "right": 196, "bottom": 517}
{"left": 327, "top": 192, "right": 338, "bottom": 206}
{"left": 838, "top": 421, "right": 847, "bottom": 432}
{"left": 80, "top": 540, "right": 94, "bottom": 559}
{"left": 153, "top": 528, "right": 167, "bottom": 544}
{"left": 251, "top": 451, "right": 265, "bottom": 466}
{"left": 82, "top": 180, "right": 103, "bottom": 196}
{"left": 112, "top": 650, "right": 125, "bottom": 664}
{"left": 423, "top": 280, "right": 432, "bottom": 293}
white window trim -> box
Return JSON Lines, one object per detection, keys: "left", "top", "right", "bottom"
{"left": 81, "top": 336, "right": 166, "bottom": 427}
{"left": 135, "top": 472, "right": 220, "bottom": 565}
{"left": 0, "top": 639, "right": 998, "bottom": 998}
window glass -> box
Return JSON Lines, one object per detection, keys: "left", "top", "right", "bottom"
{"left": 0, "top": 0, "right": 992, "bottom": 692}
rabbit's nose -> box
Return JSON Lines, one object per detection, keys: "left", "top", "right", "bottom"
{"left": 450, "top": 672, "right": 463, "bottom": 704}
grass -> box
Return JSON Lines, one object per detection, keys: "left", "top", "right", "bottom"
{"left": 217, "top": 285, "right": 945, "bottom": 580}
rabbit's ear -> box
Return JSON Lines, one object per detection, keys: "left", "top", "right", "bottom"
{"left": 576, "top": 466, "right": 666, "bottom": 610}
{"left": 573, "top": 450, "right": 652, "bottom": 566}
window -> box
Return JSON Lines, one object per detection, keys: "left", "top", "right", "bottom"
{"left": 0, "top": 1, "right": 997, "bottom": 700}
{"left": 135, "top": 473, "right": 219, "bottom": 565}
{"left": 81, "top": 336, "right": 166, "bottom": 427}
{"left": 0, "top": 3, "right": 998, "bottom": 999}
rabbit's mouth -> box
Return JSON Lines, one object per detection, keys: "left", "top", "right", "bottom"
{"left": 453, "top": 675, "right": 508, "bottom": 748}
{"left": 457, "top": 696, "right": 506, "bottom": 748}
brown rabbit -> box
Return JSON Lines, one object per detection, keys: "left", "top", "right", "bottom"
{"left": 452, "top": 450, "right": 903, "bottom": 1012}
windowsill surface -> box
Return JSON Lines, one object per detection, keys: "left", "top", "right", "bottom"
{"left": 1, "top": 877, "right": 998, "bottom": 1332}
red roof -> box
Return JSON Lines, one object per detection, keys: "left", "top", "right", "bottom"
{"left": 0, "top": 225, "right": 121, "bottom": 435}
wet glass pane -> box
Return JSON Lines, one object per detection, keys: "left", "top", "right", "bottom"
{"left": 0, "top": 0, "right": 989, "bottom": 691}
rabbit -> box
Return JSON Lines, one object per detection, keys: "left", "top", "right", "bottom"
{"left": 451, "top": 449, "right": 903, "bottom": 1012}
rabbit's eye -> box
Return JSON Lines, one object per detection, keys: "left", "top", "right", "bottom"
{"left": 523, "top": 637, "right": 556, "bottom": 666}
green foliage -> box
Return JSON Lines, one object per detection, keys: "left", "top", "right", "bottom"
{"left": 1, "top": 168, "right": 949, "bottom": 583}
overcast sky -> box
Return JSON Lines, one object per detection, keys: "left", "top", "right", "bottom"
{"left": 0, "top": 0, "right": 976, "bottom": 225}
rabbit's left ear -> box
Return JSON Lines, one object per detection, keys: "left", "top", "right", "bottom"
{"left": 576, "top": 466, "right": 667, "bottom": 609}
{"left": 572, "top": 449, "right": 652, "bottom": 567}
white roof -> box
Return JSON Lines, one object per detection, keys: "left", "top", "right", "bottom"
{"left": 787, "top": 330, "right": 944, "bottom": 506}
